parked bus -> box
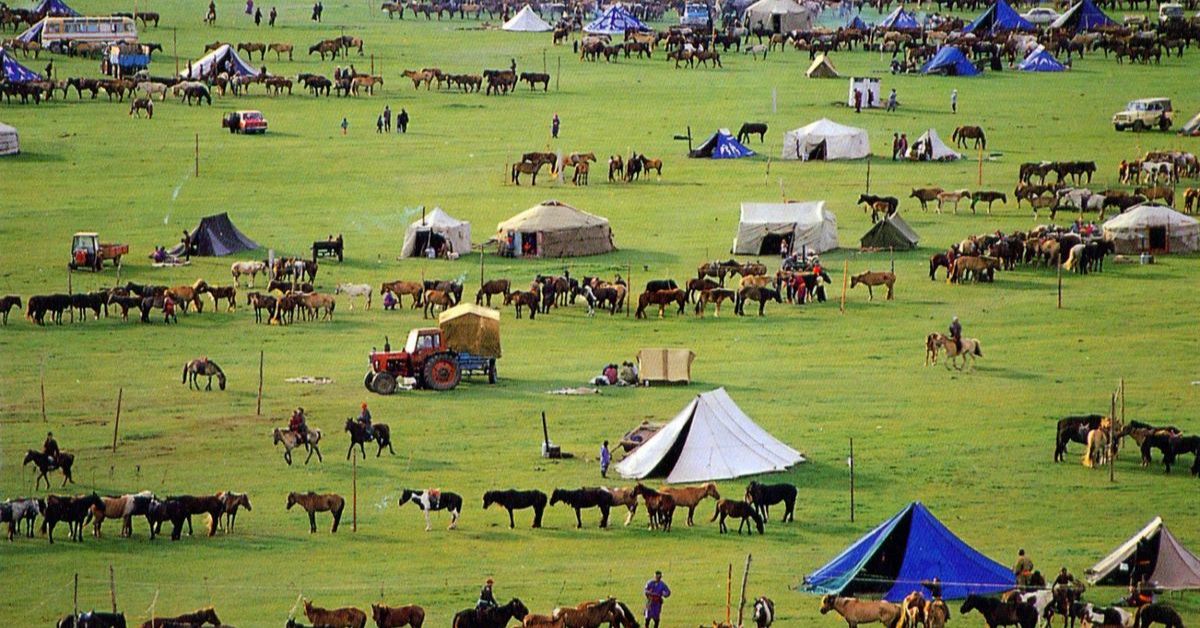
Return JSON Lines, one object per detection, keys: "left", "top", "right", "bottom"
{"left": 38, "top": 16, "right": 137, "bottom": 47}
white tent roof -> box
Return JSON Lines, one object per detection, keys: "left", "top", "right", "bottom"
{"left": 179, "top": 44, "right": 258, "bottom": 79}
{"left": 745, "top": 0, "right": 817, "bottom": 32}
{"left": 400, "top": 208, "right": 472, "bottom": 257}
{"left": 503, "top": 4, "right": 553, "bottom": 31}
{"left": 905, "top": 128, "right": 961, "bottom": 160}
{"left": 614, "top": 388, "right": 805, "bottom": 484}
{"left": 0, "top": 122, "right": 18, "bottom": 156}
{"left": 734, "top": 201, "right": 838, "bottom": 254}
{"left": 781, "top": 118, "right": 870, "bottom": 161}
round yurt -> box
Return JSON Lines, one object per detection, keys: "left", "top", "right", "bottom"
{"left": 495, "top": 200, "right": 615, "bottom": 258}
{"left": 1102, "top": 204, "right": 1199, "bottom": 254}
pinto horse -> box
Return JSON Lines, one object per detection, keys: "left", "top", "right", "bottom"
{"left": 745, "top": 481, "right": 796, "bottom": 522}
{"left": 274, "top": 427, "right": 323, "bottom": 465}
{"left": 344, "top": 418, "right": 395, "bottom": 458}
{"left": 550, "top": 487, "right": 613, "bottom": 528}
{"left": 373, "top": 604, "right": 426, "bottom": 628}
{"left": 752, "top": 598, "right": 775, "bottom": 628}
{"left": 659, "top": 482, "right": 719, "bottom": 526}
{"left": 710, "top": 499, "right": 764, "bottom": 534}
{"left": 304, "top": 600, "right": 367, "bottom": 628}
{"left": 399, "top": 488, "right": 462, "bottom": 531}
{"left": 453, "top": 599, "right": 529, "bottom": 628}
{"left": 960, "top": 595, "right": 1037, "bottom": 628}
{"left": 24, "top": 449, "right": 75, "bottom": 489}
{"left": 483, "top": 489, "right": 547, "bottom": 528}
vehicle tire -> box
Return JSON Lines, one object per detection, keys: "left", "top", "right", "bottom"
{"left": 423, "top": 353, "right": 461, "bottom": 391}
{"left": 1134, "top": 120, "right": 1146, "bottom": 132}
{"left": 364, "top": 371, "right": 376, "bottom": 392}
{"left": 1114, "top": 124, "right": 1124, "bottom": 132}
{"left": 372, "top": 372, "right": 398, "bottom": 395}
{"left": 488, "top": 359, "right": 497, "bottom": 384}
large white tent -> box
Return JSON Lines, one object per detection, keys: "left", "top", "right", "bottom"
{"left": 180, "top": 44, "right": 257, "bottom": 79}
{"left": 400, "top": 208, "right": 472, "bottom": 258}
{"left": 502, "top": 4, "right": 553, "bottom": 31}
{"left": 733, "top": 201, "right": 838, "bottom": 255}
{"left": 1102, "top": 204, "right": 1199, "bottom": 254}
{"left": 781, "top": 118, "right": 869, "bottom": 161}
{"left": 906, "top": 128, "right": 961, "bottom": 161}
{"left": 1086, "top": 517, "right": 1200, "bottom": 590}
{"left": 0, "top": 122, "right": 18, "bottom": 156}
{"left": 745, "top": 0, "right": 816, "bottom": 33}
{"left": 614, "top": 388, "right": 805, "bottom": 484}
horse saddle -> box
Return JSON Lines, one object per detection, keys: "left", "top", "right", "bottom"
{"left": 427, "top": 489, "right": 440, "bottom": 507}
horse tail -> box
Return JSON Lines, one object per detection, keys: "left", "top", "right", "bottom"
{"left": 973, "top": 341, "right": 982, "bottom": 357}
{"left": 181, "top": 362, "right": 189, "bottom": 384}
{"left": 709, "top": 503, "right": 721, "bottom": 522}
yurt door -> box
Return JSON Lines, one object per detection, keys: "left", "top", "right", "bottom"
{"left": 1148, "top": 227, "right": 1167, "bottom": 251}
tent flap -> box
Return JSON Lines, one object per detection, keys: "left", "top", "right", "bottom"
{"left": 637, "top": 348, "right": 695, "bottom": 383}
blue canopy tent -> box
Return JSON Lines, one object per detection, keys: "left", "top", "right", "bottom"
{"left": 16, "top": 19, "right": 43, "bottom": 43}
{"left": 689, "top": 129, "right": 755, "bottom": 159}
{"left": 879, "top": 6, "right": 919, "bottom": 29}
{"left": 1019, "top": 46, "right": 1066, "bottom": 72}
{"left": 963, "top": 0, "right": 1033, "bottom": 34}
{"left": 921, "top": 46, "right": 980, "bottom": 76}
{"left": 804, "top": 502, "right": 1015, "bottom": 602}
{"left": 583, "top": 4, "right": 650, "bottom": 34}
{"left": 846, "top": 15, "right": 870, "bottom": 30}
{"left": 1050, "top": 0, "right": 1117, "bottom": 32}
{"left": 33, "top": 0, "right": 80, "bottom": 16}
{"left": 1, "top": 46, "right": 42, "bottom": 82}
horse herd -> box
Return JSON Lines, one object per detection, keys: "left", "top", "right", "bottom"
{"left": 820, "top": 592, "right": 1186, "bottom": 628}
{"left": 1055, "top": 414, "right": 1200, "bottom": 477}
{"left": 510, "top": 151, "right": 662, "bottom": 187}
{"left": 927, "top": 224, "right": 1117, "bottom": 287}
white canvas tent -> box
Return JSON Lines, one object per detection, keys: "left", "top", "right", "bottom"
{"left": 1102, "top": 204, "right": 1199, "bottom": 254}
{"left": 614, "top": 388, "right": 805, "bottom": 484}
{"left": 781, "top": 118, "right": 870, "bottom": 161}
{"left": 745, "top": 0, "right": 816, "bottom": 33}
{"left": 905, "top": 128, "right": 961, "bottom": 160}
{"left": 400, "top": 208, "right": 472, "bottom": 258}
{"left": 847, "top": 77, "right": 880, "bottom": 108}
{"left": 1086, "top": 517, "right": 1200, "bottom": 590}
{"left": 733, "top": 201, "right": 838, "bottom": 255}
{"left": 180, "top": 44, "right": 258, "bottom": 79}
{"left": 503, "top": 4, "right": 553, "bottom": 31}
{"left": 0, "top": 122, "right": 18, "bottom": 156}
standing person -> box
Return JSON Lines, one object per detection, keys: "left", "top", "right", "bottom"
{"left": 1012, "top": 548, "right": 1034, "bottom": 590}
{"left": 44, "top": 59, "right": 53, "bottom": 79}
{"left": 643, "top": 570, "right": 671, "bottom": 628}
{"left": 599, "top": 440, "right": 611, "bottom": 478}
{"left": 312, "top": 0, "right": 320, "bottom": 21}
{"left": 891, "top": 133, "right": 900, "bottom": 160}
{"left": 477, "top": 579, "right": 498, "bottom": 610}
{"left": 898, "top": 133, "right": 908, "bottom": 159}
{"left": 340, "top": 117, "right": 348, "bottom": 135}
{"left": 950, "top": 88, "right": 958, "bottom": 114}
{"left": 254, "top": 6, "right": 262, "bottom": 24}
{"left": 376, "top": 114, "right": 384, "bottom": 133}
{"left": 208, "top": 0, "right": 217, "bottom": 22}
{"left": 383, "top": 105, "right": 392, "bottom": 132}
{"left": 246, "top": 0, "right": 254, "bottom": 15}
{"left": 853, "top": 88, "right": 862, "bottom": 113}
{"left": 181, "top": 229, "right": 193, "bottom": 260}
{"left": 397, "top": 108, "right": 409, "bottom": 133}
{"left": 886, "top": 88, "right": 897, "bottom": 112}
{"left": 551, "top": 113, "right": 560, "bottom": 139}
{"left": 269, "top": 6, "right": 277, "bottom": 25}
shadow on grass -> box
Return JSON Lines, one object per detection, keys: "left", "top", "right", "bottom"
{"left": 8, "top": 151, "right": 66, "bottom": 163}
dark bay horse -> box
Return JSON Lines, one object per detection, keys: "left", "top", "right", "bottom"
{"left": 344, "top": 418, "right": 395, "bottom": 458}
{"left": 745, "top": 481, "right": 796, "bottom": 522}
{"left": 24, "top": 449, "right": 75, "bottom": 488}
{"left": 710, "top": 499, "right": 764, "bottom": 534}
{"left": 141, "top": 607, "right": 220, "bottom": 627}
{"left": 483, "top": 489, "right": 547, "bottom": 528}
{"left": 1053, "top": 415, "right": 1106, "bottom": 462}
{"left": 550, "top": 487, "right": 613, "bottom": 528}
{"left": 145, "top": 498, "right": 188, "bottom": 540}
{"left": 451, "top": 599, "right": 528, "bottom": 628}
{"left": 42, "top": 493, "right": 103, "bottom": 543}
{"left": 960, "top": 595, "right": 1037, "bottom": 628}
{"left": 372, "top": 603, "right": 426, "bottom": 628}
{"left": 631, "top": 483, "right": 675, "bottom": 532}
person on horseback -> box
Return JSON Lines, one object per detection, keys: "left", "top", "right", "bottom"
{"left": 43, "top": 431, "right": 60, "bottom": 467}
{"left": 290, "top": 407, "right": 309, "bottom": 444}
{"left": 949, "top": 316, "right": 963, "bottom": 355}
{"left": 476, "top": 578, "right": 498, "bottom": 610}
{"left": 358, "top": 402, "right": 374, "bottom": 440}
{"left": 1012, "top": 548, "right": 1034, "bottom": 590}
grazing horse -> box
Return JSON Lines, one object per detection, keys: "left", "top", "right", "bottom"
{"left": 1135, "top": 603, "right": 1185, "bottom": 628}
{"left": 452, "top": 599, "right": 529, "bottom": 628}
{"left": 635, "top": 289, "right": 686, "bottom": 318}
{"left": 399, "top": 488, "right": 462, "bottom": 531}
{"left": 952, "top": 126, "right": 986, "bottom": 150}
{"left": 737, "top": 122, "right": 768, "bottom": 143}
{"left": 42, "top": 493, "right": 104, "bottom": 543}
{"left": 504, "top": 290, "right": 539, "bottom": 320}
{"left": 139, "top": 607, "right": 221, "bottom": 628}
{"left": 929, "top": 254, "right": 952, "bottom": 280}
{"left": 476, "top": 279, "right": 511, "bottom": 306}
{"left": 925, "top": 333, "right": 982, "bottom": 371}
{"left": 1054, "top": 415, "right": 1106, "bottom": 463}
{"left": 753, "top": 598, "right": 775, "bottom": 628}
{"left": 710, "top": 499, "right": 764, "bottom": 534}
{"left": 850, "top": 271, "right": 895, "bottom": 301}
{"left": 554, "top": 598, "right": 618, "bottom": 628}
{"left": 287, "top": 492, "right": 345, "bottom": 533}
{"left": 304, "top": 600, "right": 367, "bottom": 628}
{"left": 483, "top": 489, "right": 547, "bottom": 528}
{"left": 745, "top": 481, "right": 796, "bottom": 522}
{"left": 372, "top": 604, "right": 426, "bottom": 628}
{"left": 182, "top": 358, "right": 226, "bottom": 391}
{"left": 273, "top": 427, "right": 323, "bottom": 465}
{"left": 344, "top": 418, "right": 395, "bottom": 458}
{"left": 819, "top": 595, "right": 901, "bottom": 628}
{"left": 550, "top": 487, "right": 613, "bottom": 528}
{"left": 659, "top": 482, "right": 720, "bottom": 526}
{"left": 960, "top": 595, "right": 1037, "bottom": 628}
{"left": 631, "top": 483, "right": 675, "bottom": 532}
{"left": 24, "top": 449, "right": 75, "bottom": 489}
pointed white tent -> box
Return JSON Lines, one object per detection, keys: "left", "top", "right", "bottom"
{"left": 905, "top": 128, "right": 961, "bottom": 161}
{"left": 614, "top": 388, "right": 805, "bottom": 484}
{"left": 781, "top": 118, "right": 869, "bottom": 161}
{"left": 179, "top": 44, "right": 258, "bottom": 79}
{"left": 400, "top": 208, "right": 472, "bottom": 257}
{"left": 503, "top": 5, "right": 553, "bottom": 32}
{"left": 1086, "top": 517, "right": 1200, "bottom": 590}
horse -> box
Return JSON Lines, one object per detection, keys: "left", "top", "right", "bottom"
{"left": 960, "top": 595, "right": 1037, "bottom": 628}
{"left": 710, "top": 499, "right": 764, "bottom": 534}
{"left": 269, "top": 42, "right": 294, "bottom": 60}
{"left": 203, "top": 285, "right": 237, "bottom": 312}
{"left": 182, "top": 358, "right": 226, "bottom": 391}
{"left": 24, "top": 449, "right": 75, "bottom": 489}
{"left": 372, "top": 604, "right": 426, "bottom": 628}
{"left": 949, "top": 256, "right": 1000, "bottom": 283}
{"left": 512, "top": 160, "right": 546, "bottom": 185}
{"left": 58, "top": 611, "right": 127, "bottom": 628}
{"left": 572, "top": 161, "right": 590, "bottom": 186}
{"left": 139, "top": 607, "right": 221, "bottom": 628}
{"left": 287, "top": 492, "right": 345, "bottom": 533}
{"left": 550, "top": 487, "right": 613, "bottom": 528}
{"left": 936, "top": 189, "right": 971, "bottom": 214}
{"left": 142, "top": 497, "right": 185, "bottom": 540}
{"left": 519, "top": 72, "right": 550, "bottom": 91}
{"left": 608, "top": 155, "right": 624, "bottom": 181}
{"left": 452, "top": 599, "right": 529, "bottom": 628}
{"left": 89, "top": 492, "right": 148, "bottom": 538}
{"left": 925, "top": 333, "right": 982, "bottom": 371}
{"left": 42, "top": 493, "right": 104, "bottom": 543}
{"left": 553, "top": 598, "right": 618, "bottom": 628}
{"left": 653, "top": 483, "right": 718, "bottom": 526}
{"left": 476, "top": 279, "right": 511, "bottom": 306}
{"left": 631, "top": 483, "right": 675, "bottom": 532}
{"left": 952, "top": 126, "right": 986, "bottom": 150}
{"left": 858, "top": 194, "right": 899, "bottom": 220}
{"left": 929, "top": 254, "right": 952, "bottom": 281}
{"left": 909, "top": 187, "right": 943, "bottom": 212}
{"left": 635, "top": 289, "right": 686, "bottom": 319}
{"left": 399, "top": 488, "right": 461, "bottom": 531}
{"left": 0, "top": 295, "right": 22, "bottom": 324}
{"left": 970, "top": 191, "right": 1007, "bottom": 214}
{"left": 344, "top": 418, "right": 394, "bottom": 458}
{"left": 216, "top": 491, "right": 252, "bottom": 533}
{"left": 304, "top": 600, "right": 367, "bottom": 628}
{"left": 735, "top": 286, "right": 781, "bottom": 316}
{"left": 695, "top": 288, "right": 737, "bottom": 318}
{"left": 247, "top": 292, "right": 277, "bottom": 323}
{"left": 601, "top": 486, "right": 640, "bottom": 526}
{"left": 330, "top": 283, "right": 371, "bottom": 310}
{"left": 381, "top": 280, "right": 425, "bottom": 308}
{"left": 850, "top": 271, "right": 895, "bottom": 301}
{"left": 1147, "top": 434, "right": 1200, "bottom": 474}
{"left": 5, "top": 497, "right": 43, "bottom": 539}
{"left": 504, "top": 290, "right": 539, "bottom": 320}
{"left": 1134, "top": 603, "right": 1184, "bottom": 628}
{"left": 129, "top": 97, "right": 153, "bottom": 118}
{"left": 819, "top": 595, "right": 901, "bottom": 628}
{"left": 737, "top": 122, "right": 768, "bottom": 144}
{"left": 423, "top": 289, "right": 455, "bottom": 318}
{"left": 230, "top": 261, "right": 267, "bottom": 287}
{"left": 273, "top": 427, "right": 323, "bottom": 465}
{"left": 1054, "top": 415, "right": 1106, "bottom": 463}
{"left": 745, "top": 481, "right": 796, "bottom": 522}
{"left": 752, "top": 598, "right": 775, "bottom": 628}
{"left": 483, "top": 489, "right": 547, "bottom": 528}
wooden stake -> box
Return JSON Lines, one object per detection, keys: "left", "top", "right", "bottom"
{"left": 173, "top": 27, "right": 178, "bottom": 76}
{"left": 74, "top": 573, "right": 79, "bottom": 619}
{"left": 839, "top": 259, "right": 849, "bottom": 314}
{"left": 1109, "top": 392, "right": 1116, "bottom": 483}
{"left": 736, "top": 554, "right": 752, "bottom": 628}
{"left": 40, "top": 357, "right": 46, "bottom": 422}
{"left": 556, "top": 56, "right": 560, "bottom": 91}
{"left": 1056, "top": 255, "right": 1063, "bottom": 309}
{"left": 194, "top": 133, "right": 199, "bottom": 177}
{"left": 479, "top": 247, "right": 485, "bottom": 290}
{"left": 725, "top": 563, "right": 732, "bottom": 625}
{"left": 112, "top": 388, "right": 123, "bottom": 452}
{"left": 865, "top": 156, "right": 871, "bottom": 194}
{"left": 352, "top": 454, "right": 358, "bottom": 532}
{"left": 256, "top": 350, "right": 264, "bottom": 416}
{"left": 849, "top": 438, "right": 855, "bottom": 522}
{"left": 626, "top": 262, "right": 632, "bottom": 317}
{"left": 109, "top": 565, "right": 117, "bottom": 613}
{"left": 977, "top": 144, "right": 983, "bottom": 187}
{"left": 68, "top": 269, "right": 74, "bottom": 323}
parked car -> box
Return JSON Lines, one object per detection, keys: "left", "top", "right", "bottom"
{"left": 1021, "top": 7, "right": 1060, "bottom": 24}
{"left": 1113, "top": 98, "right": 1173, "bottom": 132}
{"left": 1158, "top": 2, "right": 1184, "bottom": 22}
{"left": 221, "top": 110, "right": 268, "bottom": 134}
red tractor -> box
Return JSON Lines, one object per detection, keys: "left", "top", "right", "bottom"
{"left": 365, "top": 327, "right": 497, "bottom": 394}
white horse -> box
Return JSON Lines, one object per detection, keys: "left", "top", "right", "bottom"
{"left": 273, "top": 427, "right": 323, "bottom": 466}
{"left": 4, "top": 498, "right": 42, "bottom": 539}
{"left": 231, "top": 261, "right": 267, "bottom": 287}
{"left": 925, "top": 333, "right": 983, "bottom": 371}
{"left": 334, "top": 283, "right": 373, "bottom": 310}
{"left": 136, "top": 81, "right": 169, "bottom": 101}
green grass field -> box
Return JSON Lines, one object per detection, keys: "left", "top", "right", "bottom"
{"left": 3, "top": 0, "right": 1200, "bottom": 625}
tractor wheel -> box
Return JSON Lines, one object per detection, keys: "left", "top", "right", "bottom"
{"left": 487, "top": 359, "right": 497, "bottom": 384}
{"left": 423, "top": 353, "right": 461, "bottom": 391}
{"left": 364, "top": 371, "right": 376, "bottom": 392}
{"left": 372, "top": 372, "right": 398, "bottom": 395}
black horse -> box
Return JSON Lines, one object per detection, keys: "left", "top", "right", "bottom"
{"left": 929, "top": 253, "right": 952, "bottom": 280}
{"left": 483, "top": 489, "right": 547, "bottom": 528}
{"left": 451, "top": 599, "right": 529, "bottom": 628}
{"left": 737, "top": 122, "right": 768, "bottom": 144}
{"left": 1053, "top": 415, "right": 1106, "bottom": 463}
{"left": 344, "top": 419, "right": 395, "bottom": 459}
{"left": 960, "top": 595, "right": 1037, "bottom": 628}
{"left": 24, "top": 449, "right": 75, "bottom": 489}
{"left": 1146, "top": 434, "right": 1200, "bottom": 474}
{"left": 744, "top": 481, "right": 796, "bottom": 522}
{"left": 145, "top": 498, "right": 188, "bottom": 541}
{"left": 550, "top": 487, "right": 613, "bottom": 528}
{"left": 57, "top": 611, "right": 128, "bottom": 628}
{"left": 644, "top": 279, "right": 678, "bottom": 292}
{"left": 1135, "top": 603, "right": 1185, "bottom": 628}
{"left": 41, "top": 493, "right": 103, "bottom": 543}
{"left": 857, "top": 193, "right": 899, "bottom": 220}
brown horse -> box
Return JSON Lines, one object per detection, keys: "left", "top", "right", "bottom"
{"left": 819, "top": 595, "right": 901, "bottom": 628}
{"left": 631, "top": 483, "right": 675, "bottom": 531}
{"left": 372, "top": 604, "right": 425, "bottom": 628}
{"left": 504, "top": 290, "right": 539, "bottom": 320}
{"left": 695, "top": 288, "right": 737, "bottom": 317}
{"left": 511, "top": 160, "right": 547, "bottom": 185}
{"left": 216, "top": 491, "right": 252, "bottom": 532}
{"left": 287, "top": 492, "right": 345, "bottom": 533}
{"left": 850, "top": 271, "right": 895, "bottom": 301}
{"left": 139, "top": 607, "right": 221, "bottom": 628}
{"left": 381, "top": 280, "right": 425, "bottom": 308}
{"left": 909, "top": 187, "right": 943, "bottom": 211}
{"left": 269, "top": 42, "right": 294, "bottom": 60}
{"left": 602, "top": 487, "right": 639, "bottom": 525}
{"left": 952, "top": 125, "right": 986, "bottom": 150}
{"left": 476, "top": 279, "right": 511, "bottom": 306}
{"left": 304, "top": 600, "right": 366, "bottom": 628}
{"left": 182, "top": 358, "right": 226, "bottom": 391}
{"left": 24, "top": 449, "right": 75, "bottom": 489}
{"left": 635, "top": 289, "right": 686, "bottom": 318}
{"left": 207, "top": 285, "right": 237, "bottom": 311}
{"left": 709, "top": 499, "right": 764, "bottom": 534}
{"left": 237, "top": 41, "right": 266, "bottom": 59}
{"left": 659, "top": 482, "right": 720, "bottom": 526}
{"left": 554, "top": 598, "right": 618, "bottom": 628}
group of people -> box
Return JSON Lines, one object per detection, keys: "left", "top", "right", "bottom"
{"left": 1012, "top": 548, "right": 1157, "bottom": 609}
{"left": 591, "top": 361, "right": 639, "bottom": 388}
{"left": 374, "top": 105, "right": 411, "bottom": 134}
{"left": 287, "top": 402, "right": 374, "bottom": 443}
{"left": 472, "top": 571, "right": 670, "bottom": 627}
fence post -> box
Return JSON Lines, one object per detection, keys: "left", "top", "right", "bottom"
{"left": 256, "top": 350, "right": 264, "bottom": 416}
{"left": 111, "top": 388, "right": 123, "bottom": 452}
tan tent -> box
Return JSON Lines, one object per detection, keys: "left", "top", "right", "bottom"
{"left": 495, "top": 200, "right": 615, "bottom": 258}
{"left": 745, "top": 0, "right": 816, "bottom": 33}
{"left": 637, "top": 348, "right": 695, "bottom": 385}
{"left": 806, "top": 54, "right": 839, "bottom": 78}
{"left": 1102, "top": 204, "right": 1199, "bottom": 254}
{"left": 438, "top": 304, "right": 501, "bottom": 358}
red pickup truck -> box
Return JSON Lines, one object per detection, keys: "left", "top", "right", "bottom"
{"left": 221, "top": 110, "right": 268, "bottom": 134}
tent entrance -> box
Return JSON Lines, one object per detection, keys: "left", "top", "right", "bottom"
{"left": 854, "top": 510, "right": 914, "bottom": 596}
{"left": 519, "top": 232, "right": 539, "bottom": 257}
{"left": 411, "top": 229, "right": 446, "bottom": 257}
{"left": 772, "top": 14, "right": 782, "bottom": 32}
{"left": 808, "top": 140, "right": 827, "bottom": 161}
{"left": 1148, "top": 227, "right": 1167, "bottom": 251}
{"left": 759, "top": 232, "right": 793, "bottom": 256}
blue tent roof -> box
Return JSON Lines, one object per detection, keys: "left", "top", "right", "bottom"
{"left": 1050, "top": 0, "right": 1117, "bottom": 32}
{"left": 921, "top": 46, "right": 981, "bottom": 76}
{"left": 846, "top": 15, "right": 870, "bottom": 30}
{"left": 16, "top": 18, "right": 43, "bottom": 43}
{"left": 804, "top": 502, "right": 1015, "bottom": 602}
{"left": 1018, "top": 46, "right": 1066, "bottom": 71}
{"left": 584, "top": 4, "right": 649, "bottom": 35}
{"left": 879, "top": 6, "right": 919, "bottom": 29}
{"left": 0, "top": 46, "right": 42, "bottom": 82}
{"left": 963, "top": 0, "right": 1034, "bottom": 34}
{"left": 690, "top": 130, "right": 755, "bottom": 159}
{"left": 33, "top": 0, "right": 80, "bottom": 16}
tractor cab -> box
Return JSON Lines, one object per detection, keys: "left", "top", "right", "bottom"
{"left": 71, "top": 232, "right": 99, "bottom": 268}
{"left": 405, "top": 328, "right": 442, "bottom": 354}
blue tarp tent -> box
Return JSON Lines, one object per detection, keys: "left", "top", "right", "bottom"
{"left": 16, "top": 18, "right": 43, "bottom": 43}
{"left": 879, "top": 6, "right": 919, "bottom": 29}
{"left": 804, "top": 502, "right": 1015, "bottom": 602}
{"left": 846, "top": 15, "right": 870, "bottom": 30}
{"left": 33, "top": 0, "right": 80, "bottom": 16}
{"left": 1050, "top": 0, "right": 1117, "bottom": 32}
{"left": 1019, "top": 46, "right": 1066, "bottom": 72}
{"left": 963, "top": 0, "right": 1034, "bottom": 34}
{"left": 0, "top": 46, "right": 42, "bottom": 83}
{"left": 584, "top": 4, "right": 650, "bottom": 34}
{"left": 689, "top": 129, "right": 755, "bottom": 159}
{"left": 921, "top": 46, "right": 981, "bottom": 76}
